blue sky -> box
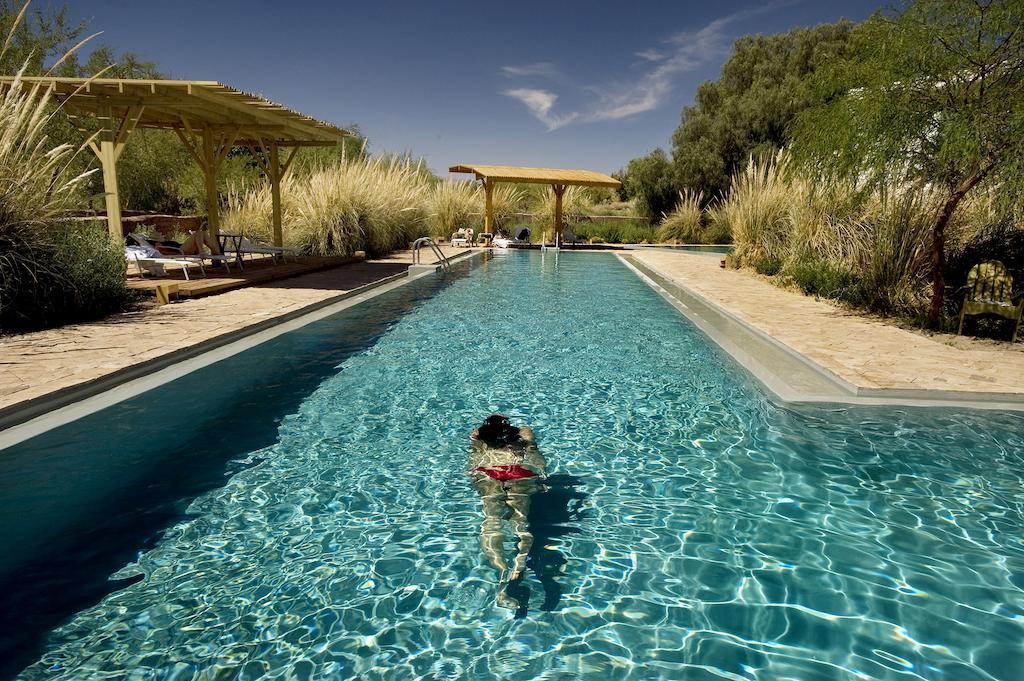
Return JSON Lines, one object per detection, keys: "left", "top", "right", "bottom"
{"left": 69, "top": 0, "right": 884, "bottom": 176}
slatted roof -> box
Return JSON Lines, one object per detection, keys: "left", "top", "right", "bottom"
{"left": 0, "top": 76, "right": 350, "bottom": 145}
{"left": 449, "top": 164, "right": 621, "bottom": 188}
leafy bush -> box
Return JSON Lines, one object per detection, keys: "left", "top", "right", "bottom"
{"left": 1, "top": 221, "right": 130, "bottom": 332}
{"left": 752, "top": 256, "right": 783, "bottom": 276}
{"left": 621, "top": 148, "right": 677, "bottom": 220}
{"left": 787, "top": 258, "right": 856, "bottom": 298}
{"left": 567, "top": 221, "right": 657, "bottom": 244}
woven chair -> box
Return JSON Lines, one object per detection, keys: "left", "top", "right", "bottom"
{"left": 957, "top": 260, "right": 1024, "bottom": 342}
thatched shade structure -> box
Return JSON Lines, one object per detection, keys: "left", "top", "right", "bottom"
{"left": 0, "top": 77, "right": 351, "bottom": 248}
{"left": 449, "top": 164, "right": 621, "bottom": 245}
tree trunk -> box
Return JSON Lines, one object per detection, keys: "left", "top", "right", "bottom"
{"left": 927, "top": 197, "right": 956, "bottom": 326}
{"left": 927, "top": 161, "right": 997, "bottom": 326}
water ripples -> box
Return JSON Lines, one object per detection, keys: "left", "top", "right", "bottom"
{"left": 19, "top": 252, "right": 1024, "bottom": 680}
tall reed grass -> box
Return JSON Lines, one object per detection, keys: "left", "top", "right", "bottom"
{"left": 657, "top": 189, "right": 730, "bottom": 244}
{"left": 429, "top": 180, "right": 479, "bottom": 238}
{"left": 531, "top": 186, "right": 590, "bottom": 237}
{"left": 224, "top": 156, "right": 432, "bottom": 257}
{"left": 717, "top": 151, "right": 989, "bottom": 319}
{"left": 0, "top": 8, "right": 129, "bottom": 332}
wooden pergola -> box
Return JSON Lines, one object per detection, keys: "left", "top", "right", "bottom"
{"left": 0, "top": 77, "right": 351, "bottom": 248}
{"left": 449, "top": 164, "right": 621, "bottom": 245}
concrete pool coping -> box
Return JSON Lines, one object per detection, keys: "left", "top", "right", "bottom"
{"left": 0, "top": 250, "right": 485, "bottom": 450}
{"left": 619, "top": 253, "right": 1024, "bottom": 411}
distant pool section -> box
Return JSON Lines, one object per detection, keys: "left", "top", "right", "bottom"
{"left": 3, "top": 250, "right": 1024, "bottom": 680}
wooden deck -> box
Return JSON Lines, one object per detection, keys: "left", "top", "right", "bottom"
{"left": 127, "top": 255, "right": 363, "bottom": 299}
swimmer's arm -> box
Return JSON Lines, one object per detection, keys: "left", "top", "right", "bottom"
{"left": 519, "top": 426, "right": 535, "bottom": 444}
{"left": 525, "top": 448, "right": 548, "bottom": 478}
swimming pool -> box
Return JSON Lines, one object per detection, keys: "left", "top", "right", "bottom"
{"left": 3, "top": 251, "right": 1023, "bottom": 679}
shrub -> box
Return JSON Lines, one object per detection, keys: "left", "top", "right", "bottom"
{"left": 567, "top": 220, "right": 657, "bottom": 244}
{"left": 787, "top": 258, "right": 856, "bottom": 298}
{"left": 1, "top": 221, "right": 131, "bottom": 332}
{"left": 752, "top": 256, "right": 783, "bottom": 276}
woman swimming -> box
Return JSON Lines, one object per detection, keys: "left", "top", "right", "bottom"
{"left": 468, "top": 414, "right": 547, "bottom": 608}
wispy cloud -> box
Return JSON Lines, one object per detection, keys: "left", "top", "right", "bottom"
{"left": 587, "top": 9, "right": 755, "bottom": 121}
{"left": 634, "top": 49, "right": 666, "bottom": 63}
{"left": 501, "top": 4, "right": 778, "bottom": 129}
{"left": 502, "top": 62, "right": 560, "bottom": 79}
{"left": 502, "top": 88, "right": 579, "bottom": 131}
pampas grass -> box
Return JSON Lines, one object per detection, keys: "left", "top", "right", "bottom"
{"left": 657, "top": 190, "right": 704, "bottom": 243}
{"left": 0, "top": 4, "right": 129, "bottom": 332}
{"left": 532, "top": 186, "right": 591, "bottom": 237}
{"left": 714, "top": 149, "right": 973, "bottom": 317}
{"left": 429, "top": 180, "right": 480, "bottom": 238}
{"left": 721, "top": 151, "right": 794, "bottom": 267}
{"left": 225, "top": 156, "right": 435, "bottom": 257}
{"left": 490, "top": 184, "right": 527, "bottom": 233}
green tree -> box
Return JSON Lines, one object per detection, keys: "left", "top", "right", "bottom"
{"left": 623, "top": 148, "right": 677, "bottom": 219}
{"left": 793, "top": 0, "right": 1024, "bottom": 325}
{"left": 671, "top": 21, "right": 855, "bottom": 201}
{"left": 0, "top": 0, "right": 85, "bottom": 74}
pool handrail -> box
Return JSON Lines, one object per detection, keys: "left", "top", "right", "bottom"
{"left": 411, "top": 237, "right": 452, "bottom": 270}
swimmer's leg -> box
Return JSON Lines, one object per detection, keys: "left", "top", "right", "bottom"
{"left": 506, "top": 492, "right": 534, "bottom": 582}
{"left": 478, "top": 494, "right": 510, "bottom": 576}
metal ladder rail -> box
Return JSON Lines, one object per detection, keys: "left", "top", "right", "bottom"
{"left": 411, "top": 237, "right": 452, "bottom": 270}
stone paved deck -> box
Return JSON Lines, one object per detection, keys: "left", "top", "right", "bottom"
{"left": 0, "top": 246, "right": 469, "bottom": 413}
{"left": 630, "top": 250, "right": 1024, "bottom": 396}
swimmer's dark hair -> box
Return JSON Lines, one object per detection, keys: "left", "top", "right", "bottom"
{"left": 477, "top": 413, "right": 521, "bottom": 446}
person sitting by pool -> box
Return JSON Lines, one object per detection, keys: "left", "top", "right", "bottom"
{"left": 468, "top": 413, "right": 547, "bottom": 609}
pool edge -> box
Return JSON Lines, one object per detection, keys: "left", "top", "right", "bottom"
{"left": 619, "top": 253, "right": 1024, "bottom": 412}
{"left": 0, "top": 250, "right": 486, "bottom": 449}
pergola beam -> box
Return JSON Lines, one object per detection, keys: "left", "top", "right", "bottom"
{"left": 0, "top": 76, "right": 350, "bottom": 248}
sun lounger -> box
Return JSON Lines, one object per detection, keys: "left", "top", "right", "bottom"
{"left": 129, "top": 232, "right": 233, "bottom": 274}
{"left": 451, "top": 228, "right": 474, "bottom": 248}
{"left": 494, "top": 226, "right": 530, "bottom": 249}
{"left": 125, "top": 245, "right": 201, "bottom": 280}
{"left": 220, "top": 232, "right": 292, "bottom": 264}
{"left": 562, "top": 228, "right": 586, "bottom": 246}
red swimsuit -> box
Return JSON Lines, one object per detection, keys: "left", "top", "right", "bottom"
{"left": 475, "top": 464, "right": 537, "bottom": 481}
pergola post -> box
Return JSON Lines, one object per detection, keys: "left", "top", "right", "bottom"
{"left": 270, "top": 143, "right": 283, "bottom": 247}
{"left": 249, "top": 140, "right": 299, "bottom": 247}
{"left": 553, "top": 184, "right": 566, "bottom": 247}
{"left": 483, "top": 180, "right": 494, "bottom": 234}
{"left": 201, "top": 128, "right": 220, "bottom": 241}
{"left": 86, "top": 103, "right": 143, "bottom": 243}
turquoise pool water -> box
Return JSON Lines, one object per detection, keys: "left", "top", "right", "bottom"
{"left": 4, "top": 251, "right": 1024, "bottom": 680}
